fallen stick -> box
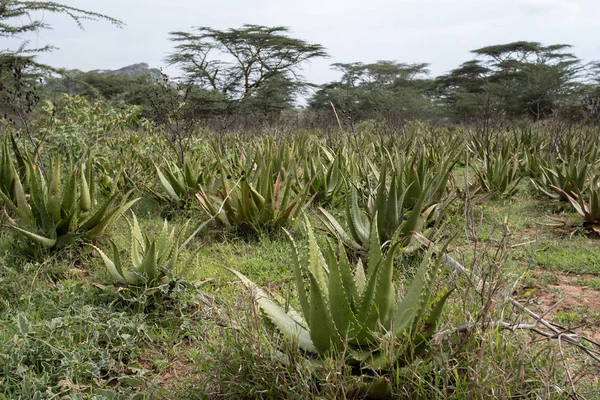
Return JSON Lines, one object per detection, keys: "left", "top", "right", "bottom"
{"left": 413, "top": 232, "right": 600, "bottom": 363}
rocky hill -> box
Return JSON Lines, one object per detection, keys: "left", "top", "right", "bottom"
{"left": 88, "top": 63, "right": 162, "bottom": 80}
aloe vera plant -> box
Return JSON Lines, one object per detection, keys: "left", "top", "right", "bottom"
{"left": 319, "top": 154, "right": 451, "bottom": 254}
{"left": 530, "top": 156, "right": 588, "bottom": 201}
{"left": 0, "top": 155, "right": 139, "bottom": 250}
{"left": 299, "top": 146, "right": 343, "bottom": 204}
{"left": 229, "top": 218, "right": 452, "bottom": 372}
{"left": 197, "top": 163, "right": 313, "bottom": 233}
{"left": 555, "top": 183, "right": 600, "bottom": 235}
{"left": 146, "top": 157, "right": 218, "bottom": 206}
{"left": 474, "top": 152, "right": 522, "bottom": 197}
{"left": 93, "top": 213, "right": 185, "bottom": 286}
{"left": 0, "top": 136, "right": 29, "bottom": 204}
{"left": 0, "top": 140, "right": 18, "bottom": 202}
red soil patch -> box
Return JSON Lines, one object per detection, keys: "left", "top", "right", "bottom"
{"left": 518, "top": 271, "right": 600, "bottom": 342}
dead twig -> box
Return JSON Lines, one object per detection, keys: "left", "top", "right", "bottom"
{"left": 415, "top": 231, "right": 600, "bottom": 364}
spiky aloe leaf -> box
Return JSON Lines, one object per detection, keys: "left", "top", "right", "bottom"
{"left": 336, "top": 240, "right": 360, "bottom": 311}
{"left": 347, "top": 187, "right": 369, "bottom": 246}
{"left": 55, "top": 209, "right": 76, "bottom": 236}
{"left": 79, "top": 167, "right": 91, "bottom": 212}
{"left": 130, "top": 213, "right": 144, "bottom": 269}
{"left": 78, "top": 193, "right": 116, "bottom": 230}
{"left": 155, "top": 219, "right": 170, "bottom": 261}
{"left": 11, "top": 165, "right": 33, "bottom": 225}
{"left": 258, "top": 171, "right": 276, "bottom": 224}
{"left": 355, "top": 254, "right": 382, "bottom": 336}
{"left": 409, "top": 288, "right": 455, "bottom": 358}
{"left": 140, "top": 241, "right": 158, "bottom": 285}
{"left": 183, "top": 160, "right": 196, "bottom": 189}
{"left": 395, "top": 189, "right": 428, "bottom": 240}
{"left": 389, "top": 250, "right": 437, "bottom": 338}
{"left": 228, "top": 268, "right": 316, "bottom": 353}
{"left": 27, "top": 161, "right": 53, "bottom": 232}
{"left": 354, "top": 259, "right": 367, "bottom": 296}
{"left": 372, "top": 241, "right": 401, "bottom": 331}
{"left": 62, "top": 166, "right": 78, "bottom": 211}
{"left": 284, "top": 228, "right": 311, "bottom": 325}
{"left": 326, "top": 240, "right": 361, "bottom": 340}
{"left": 47, "top": 159, "right": 62, "bottom": 223}
{"left": 0, "top": 141, "right": 15, "bottom": 194}
{"left": 9, "top": 226, "right": 57, "bottom": 248}
{"left": 373, "top": 164, "right": 387, "bottom": 219}
{"left": 367, "top": 213, "right": 383, "bottom": 272}
{"left": 165, "top": 238, "right": 179, "bottom": 273}
{"left": 156, "top": 165, "right": 181, "bottom": 202}
{"left": 83, "top": 197, "right": 140, "bottom": 239}
{"left": 306, "top": 268, "right": 343, "bottom": 354}
{"left": 239, "top": 179, "right": 260, "bottom": 224}
{"left": 92, "top": 243, "right": 129, "bottom": 285}
{"left": 381, "top": 172, "right": 400, "bottom": 240}
{"left": 317, "top": 207, "right": 362, "bottom": 252}
{"left": 306, "top": 218, "right": 329, "bottom": 294}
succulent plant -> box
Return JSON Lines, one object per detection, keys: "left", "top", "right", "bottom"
{"left": 197, "top": 163, "right": 313, "bottom": 233}
{"left": 531, "top": 156, "right": 588, "bottom": 201}
{"left": 229, "top": 218, "right": 453, "bottom": 371}
{"left": 474, "top": 152, "right": 522, "bottom": 197}
{"left": 93, "top": 213, "right": 185, "bottom": 286}
{"left": 0, "top": 154, "right": 138, "bottom": 251}
{"left": 319, "top": 154, "right": 451, "bottom": 255}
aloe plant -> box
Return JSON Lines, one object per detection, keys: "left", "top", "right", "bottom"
{"left": 146, "top": 157, "right": 219, "bottom": 206}
{"left": 0, "top": 155, "right": 138, "bottom": 250}
{"left": 530, "top": 156, "right": 588, "bottom": 201}
{"left": 0, "top": 140, "right": 18, "bottom": 202}
{"left": 319, "top": 155, "right": 451, "bottom": 254}
{"left": 197, "top": 163, "right": 313, "bottom": 233}
{"left": 555, "top": 183, "right": 600, "bottom": 235}
{"left": 474, "top": 152, "right": 522, "bottom": 197}
{"left": 93, "top": 213, "right": 185, "bottom": 286}
{"left": 298, "top": 146, "right": 343, "bottom": 204}
{"left": 229, "top": 218, "right": 452, "bottom": 372}
{"left": 0, "top": 136, "right": 29, "bottom": 204}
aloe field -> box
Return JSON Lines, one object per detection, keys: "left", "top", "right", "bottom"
{"left": 3, "top": 0, "right": 600, "bottom": 396}
{"left": 0, "top": 95, "right": 599, "bottom": 399}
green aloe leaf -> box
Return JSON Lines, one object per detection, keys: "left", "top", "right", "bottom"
{"left": 79, "top": 167, "right": 92, "bottom": 212}
{"left": 228, "top": 268, "right": 316, "bottom": 353}
{"left": 10, "top": 226, "right": 57, "bottom": 248}
{"left": 306, "top": 268, "right": 343, "bottom": 354}
{"left": 156, "top": 164, "right": 181, "bottom": 202}
{"left": 326, "top": 240, "right": 360, "bottom": 340}
{"left": 390, "top": 250, "right": 436, "bottom": 338}
{"left": 284, "top": 228, "right": 311, "bottom": 324}
{"left": 92, "top": 243, "right": 129, "bottom": 285}
{"left": 140, "top": 241, "right": 158, "bottom": 285}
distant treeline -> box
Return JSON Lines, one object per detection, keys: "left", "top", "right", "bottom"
{"left": 2, "top": 11, "right": 599, "bottom": 125}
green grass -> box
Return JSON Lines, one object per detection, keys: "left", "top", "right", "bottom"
{"left": 2, "top": 128, "right": 600, "bottom": 399}
{"left": 2, "top": 189, "right": 599, "bottom": 399}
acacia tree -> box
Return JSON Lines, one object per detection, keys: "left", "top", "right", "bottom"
{"left": 433, "top": 60, "right": 492, "bottom": 120}
{"left": 166, "top": 24, "right": 327, "bottom": 110}
{"left": 1, "top": 0, "right": 123, "bottom": 55}
{"left": 578, "top": 61, "right": 600, "bottom": 122}
{"left": 309, "top": 61, "right": 433, "bottom": 120}
{"left": 435, "top": 41, "right": 582, "bottom": 120}
{"left": 0, "top": 0, "right": 123, "bottom": 155}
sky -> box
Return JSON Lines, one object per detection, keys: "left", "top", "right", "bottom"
{"left": 8, "top": 0, "right": 600, "bottom": 85}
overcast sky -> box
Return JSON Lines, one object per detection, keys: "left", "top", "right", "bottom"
{"left": 14, "top": 0, "right": 600, "bottom": 84}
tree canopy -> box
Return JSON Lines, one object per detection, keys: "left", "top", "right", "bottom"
{"left": 166, "top": 24, "right": 328, "bottom": 108}
{"left": 1, "top": 0, "right": 123, "bottom": 56}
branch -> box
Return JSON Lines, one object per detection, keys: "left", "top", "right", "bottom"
{"left": 415, "top": 232, "right": 600, "bottom": 363}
